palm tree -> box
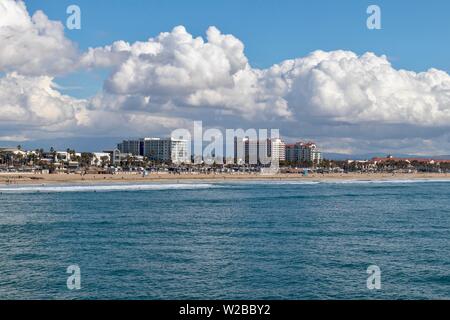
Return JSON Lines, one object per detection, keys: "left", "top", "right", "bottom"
{"left": 80, "top": 153, "right": 93, "bottom": 168}
{"left": 100, "top": 156, "right": 110, "bottom": 167}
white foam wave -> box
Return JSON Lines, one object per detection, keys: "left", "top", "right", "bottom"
{"left": 226, "top": 179, "right": 450, "bottom": 186}
{"left": 0, "top": 183, "right": 216, "bottom": 193}
{"left": 320, "top": 179, "right": 450, "bottom": 185}
{"left": 237, "top": 181, "right": 321, "bottom": 185}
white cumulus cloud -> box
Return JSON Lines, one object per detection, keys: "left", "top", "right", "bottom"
{"left": 0, "top": 73, "right": 86, "bottom": 136}
{"left": 0, "top": 0, "right": 78, "bottom": 76}
{"left": 83, "top": 26, "right": 290, "bottom": 120}
{"left": 84, "top": 29, "right": 450, "bottom": 130}
{"left": 281, "top": 50, "right": 450, "bottom": 126}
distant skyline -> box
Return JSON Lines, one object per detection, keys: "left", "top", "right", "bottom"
{"left": 1, "top": 0, "right": 450, "bottom": 155}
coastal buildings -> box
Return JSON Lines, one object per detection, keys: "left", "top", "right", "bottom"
{"left": 117, "top": 139, "right": 144, "bottom": 156}
{"left": 3, "top": 144, "right": 450, "bottom": 175}
{"left": 302, "top": 142, "right": 322, "bottom": 164}
{"left": 142, "top": 138, "right": 190, "bottom": 164}
{"left": 104, "top": 149, "right": 131, "bottom": 166}
{"left": 0, "top": 135, "right": 322, "bottom": 172}
{"left": 91, "top": 152, "right": 112, "bottom": 166}
{"left": 54, "top": 151, "right": 81, "bottom": 162}
{"left": 116, "top": 136, "right": 322, "bottom": 165}
{"left": 271, "top": 138, "right": 286, "bottom": 162}
{"left": 142, "top": 138, "right": 170, "bottom": 162}
{"left": 234, "top": 138, "right": 286, "bottom": 165}
{"left": 168, "top": 139, "right": 190, "bottom": 164}
{"left": 285, "top": 142, "right": 322, "bottom": 164}
{"left": 0, "top": 148, "right": 27, "bottom": 157}
{"left": 118, "top": 138, "right": 190, "bottom": 164}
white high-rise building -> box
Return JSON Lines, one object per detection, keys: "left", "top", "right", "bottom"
{"left": 234, "top": 138, "right": 285, "bottom": 165}
{"left": 270, "top": 138, "right": 286, "bottom": 162}
{"left": 170, "top": 138, "right": 190, "bottom": 164}
{"left": 143, "top": 138, "right": 190, "bottom": 164}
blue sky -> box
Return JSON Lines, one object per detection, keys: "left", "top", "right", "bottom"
{"left": 26, "top": 0, "right": 450, "bottom": 98}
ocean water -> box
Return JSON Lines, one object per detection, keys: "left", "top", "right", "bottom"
{"left": 0, "top": 180, "right": 449, "bottom": 300}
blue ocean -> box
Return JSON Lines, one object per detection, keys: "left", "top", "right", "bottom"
{"left": 0, "top": 180, "right": 449, "bottom": 300}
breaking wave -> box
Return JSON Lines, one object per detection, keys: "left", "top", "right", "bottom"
{"left": 0, "top": 183, "right": 216, "bottom": 193}
{"left": 319, "top": 179, "right": 450, "bottom": 185}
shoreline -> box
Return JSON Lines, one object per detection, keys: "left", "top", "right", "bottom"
{"left": 1, "top": 172, "right": 450, "bottom": 186}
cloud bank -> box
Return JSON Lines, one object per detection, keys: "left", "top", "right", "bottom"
{"left": 0, "top": 73, "right": 86, "bottom": 139}
{"left": 1, "top": 0, "right": 450, "bottom": 154}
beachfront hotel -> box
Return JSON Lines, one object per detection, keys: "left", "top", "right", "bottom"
{"left": 118, "top": 138, "right": 190, "bottom": 164}
{"left": 117, "top": 139, "right": 144, "bottom": 157}
{"left": 285, "top": 142, "right": 323, "bottom": 164}
{"left": 233, "top": 138, "right": 286, "bottom": 165}
{"left": 143, "top": 138, "right": 190, "bottom": 164}
{"left": 271, "top": 138, "right": 286, "bottom": 162}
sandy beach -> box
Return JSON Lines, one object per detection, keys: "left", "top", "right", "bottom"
{"left": 1, "top": 172, "right": 450, "bottom": 186}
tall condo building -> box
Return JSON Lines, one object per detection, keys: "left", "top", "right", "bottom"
{"left": 234, "top": 138, "right": 285, "bottom": 165}
{"left": 117, "top": 138, "right": 190, "bottom": 164}
{"left": 143, "top": 138, "right": 190, "bottom": 164}
{"left": 118, "top": 138, "right": 190, "bottom": 164}
{"left": 169, "top": 138, "right": 191, "bottom": 164}
{"left": 271, "top": 138, "right": 286, "bottom": 162}
{"left": 117, "top": 139, "right": 144, "bottom": 156}
{"left": 285, "top": 142, "right": 322, "bottom": 164}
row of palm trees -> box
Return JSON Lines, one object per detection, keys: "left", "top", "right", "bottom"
{"left": 1, "top": 147, "right": 161, "bottom": 170}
